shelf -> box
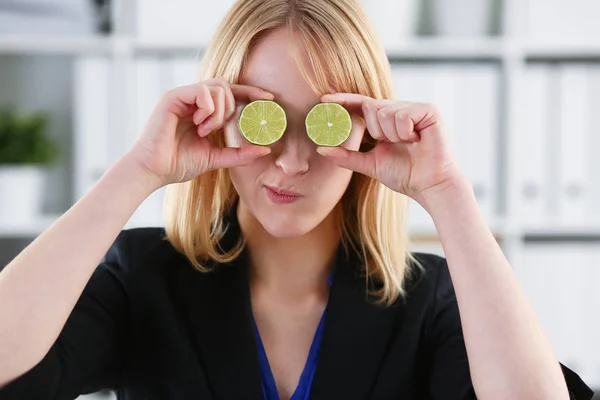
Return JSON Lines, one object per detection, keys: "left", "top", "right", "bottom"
{"left": 4, "top": 36, "right": 600, "bottom": 62}
{"left": 131, "top": 38, "right": 204, "bottom": 56}
{"left": 409, "top": 218, "right": 509, "bottom": 240}
{"left": 385, "top": 37, "right": 508, "bottom": 60}
{"left": 132, "top": 36, "right": 509, "bottom": 60}
{"left": 0, "top": 35, "right": 113, "bottom": 55}
{"left": 522, "top": 223, "right": 600, "bottom": 240}
{"left": 0, "top": 215, "right": 60, "bottom": 238}
{"left": 525, "top": 41, "right": 600, "bottom": 61}
{"left": 0, "top": 34, "right": 510, "bottom": 60}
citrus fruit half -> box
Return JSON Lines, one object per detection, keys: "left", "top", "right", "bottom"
{"left": 238, "top": 100, "right": 287, "bottom": 146}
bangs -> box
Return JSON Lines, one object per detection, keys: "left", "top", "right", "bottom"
{"left": 287, "top": 12, "right": 388, "bottom": 100}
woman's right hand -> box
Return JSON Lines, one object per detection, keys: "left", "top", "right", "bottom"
{"left": 127, "top": 78, "right": 274, "bottom": 186}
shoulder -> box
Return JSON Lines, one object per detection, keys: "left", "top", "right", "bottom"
{"left": 398, "top": 252, "right": 458, "bottom": 328}
{"left": 405, "top": 252, "right": 452, "bottom": 296}
{"left": 100, "top": 227, "right": 190, "bottom": 281}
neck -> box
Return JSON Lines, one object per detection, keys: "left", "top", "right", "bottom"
{"left": 237, "top": 203, "right": 340, "bottom": 298}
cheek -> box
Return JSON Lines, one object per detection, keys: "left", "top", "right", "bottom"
{"left": 312, "top": 156, "right": 354, "bottom": 195}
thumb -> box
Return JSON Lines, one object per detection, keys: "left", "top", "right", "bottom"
{"left": 209, "top": 145, "right": 271, "bottom": 170}
{"left": 316, "top": 146, "right": 376, "bottom": 178}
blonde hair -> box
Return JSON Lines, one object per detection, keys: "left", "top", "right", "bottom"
{"left": 164, "top": 0, "right": 419, "bottom": 306}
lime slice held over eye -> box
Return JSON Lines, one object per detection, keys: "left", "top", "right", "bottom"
{"left": 305, "top": 102, "right": 352, "bottom": 147}
{"left": 238, "top": 100, "right": 287, "bottom": 146}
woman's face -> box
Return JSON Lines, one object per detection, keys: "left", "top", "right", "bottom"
{"left": 224, "top": 27, "right": 365, "bottom": 238}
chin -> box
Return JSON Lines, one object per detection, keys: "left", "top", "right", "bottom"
{"left": 256, "top": 208, "right": 319, "bottom": 238}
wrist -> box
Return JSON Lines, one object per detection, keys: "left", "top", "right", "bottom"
{"left": 417, "top": 175, "right": 475, "bottom": 217}
{"left": 113, "top": 152, "right": 165, "bottom": 196}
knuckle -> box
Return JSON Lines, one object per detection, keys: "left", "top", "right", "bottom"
{"left": 363, "top": 101, "right": 376, "bottom": 113}
{"left": 160, "top": 89, "right": 176, "bottom": 103}
{"left": 394, "top": 111, "right": 408, "bottom": 123}
{"left": 204, "top": 97, "right": 215, "bottom": 114}
{"left": 425, "top": 102, "right": 441, "bottom": 114}
{"left": 377, "top": 107, "right": 390, "bottom": 120}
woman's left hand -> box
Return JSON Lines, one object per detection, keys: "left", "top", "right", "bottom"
{"left": 316, "top": 93, "right": 466, "bottom": 205}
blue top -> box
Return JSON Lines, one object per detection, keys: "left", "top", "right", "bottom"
{"left": 252, "top": 274, "right": 332, "bottom": 400}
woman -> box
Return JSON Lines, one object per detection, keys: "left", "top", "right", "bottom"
{"left": 0, "top": 0, "right": 593, "bottom": 399}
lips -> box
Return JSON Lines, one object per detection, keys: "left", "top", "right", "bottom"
{"left": 265, "top": 185, "right": 302, "bottom": 197}
{"left": 264, "top": 185, "right": 303, "bottom": 204}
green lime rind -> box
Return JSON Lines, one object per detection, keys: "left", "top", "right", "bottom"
{"left": 305, "top": 102, "right": 352, "bottom": 147}
{"left": 238, "top": 100, "right": 287, "bottom": 146}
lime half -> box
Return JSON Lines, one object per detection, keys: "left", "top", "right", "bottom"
{"left": 238, "top": 100, "right": 287, "bottom": 146}
{"left": 305, "top": 103, "right": 352, "bottom": 147}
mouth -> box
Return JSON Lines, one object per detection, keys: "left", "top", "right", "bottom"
{"left": 264, "top": 185, "right": 303, "bottom": 204}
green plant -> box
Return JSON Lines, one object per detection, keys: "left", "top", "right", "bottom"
{"left": 0, "top": 105, "right": 60, "bottom": 165}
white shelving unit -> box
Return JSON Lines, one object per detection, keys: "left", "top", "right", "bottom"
{"left": 0, "top": 0, "right": 599, "bottom": 392}
{"left": 0, "top": 1, "right": 596, "bottom": 244}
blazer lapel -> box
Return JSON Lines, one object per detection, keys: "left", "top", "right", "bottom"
{"left": 173, "top": 231, "right": 264, "bottom": 399}
{"left": 309, "top": 247, "right": 406, "bottom": 399}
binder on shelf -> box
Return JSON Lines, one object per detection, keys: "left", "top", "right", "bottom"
{"left": 518, "top": 65, "right": 550, "bottom": 227}
{"left": 586, "top": 67, "right": 600, "bottom": 225}
{"left": 164, "top": 58, "right": 201, "bottom": 90}
{"left": 429, "top": 65, "right": 461, "bottom": 159}
{"left": 358, "top": 0, "right": 418, "bottom": 49}
{"left": 391, "top": 65, "right": 437, "bottom": 231}
{"left": 430, "top": 0, "right": 495, "bottom": 37}
{"left": 73, "top": 56, "right": 112, "bottom": 200}
{"left": 520, "top": 243, "right": 600, "bottom": 388}
{"left": 584, "top": 247, "right": 600, "bottom": 389}
{"left": 456, "top": 64, "right": 499, "bottom": 221}
{"left": 558, "top": 64, "right": 590, "bottom": 225}
{"left": 136, "top": 0, "right": 237, "bottom": 44}
{"left": 519, "top": 245, "right": 574, "bottom": 370}
{"left": 0, "top": 0, "right": 97, "bottom": 35}
{"left": 128, "top": 57, "right": 165, "bottom": 228}
{"left": 527, "top": 0, "right": 600, "bottom": 41}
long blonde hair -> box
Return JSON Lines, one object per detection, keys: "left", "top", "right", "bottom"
{"left": 164, "top": 0, "right": 419, "bottom": 306}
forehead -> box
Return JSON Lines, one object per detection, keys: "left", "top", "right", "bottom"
{"left": 240, "top": 27, "right": 320, "bottom": 116}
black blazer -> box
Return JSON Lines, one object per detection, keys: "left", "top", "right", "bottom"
{"left": 0, "top": 213, "right": 594, "bottom": 399}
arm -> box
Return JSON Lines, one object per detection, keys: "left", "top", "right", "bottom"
{"left": 0, "top": 154, "right": 160, "bottom": 387}
{"left": 422, "top": 177, "right": 569, "bottom": 400}
{"left": 0, "top": 80, "right": 275, "bottom": 390}
{"left": 316, "top": 93, "right": 593, "bottom": 399}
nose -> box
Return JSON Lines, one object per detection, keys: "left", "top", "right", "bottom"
{"left": 272, "top": 127, "right": 311, "bottom": 176}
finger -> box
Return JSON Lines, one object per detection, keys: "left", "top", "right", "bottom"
{"left": 209, "top": 145, "right": 272, "bottom": 170}
{"left": 377, "top": 106, "right": 401, "bottom": 143}
{"left": 169, "top": 83, "right": 214, "bottom": 121}
{"left": 394, "top": 110, "right": 421, "bottom": 142}
{"left": 198, "top": 86, "right": 226, "bottom": 137}
{"left": 205, "top": 77, "right": 235, "bottom": 120}
{"left": 377, "top": 105, "right": 421, "bottom": 143}
{"left": 406, "top": 102, "right": 442, "bottom": 134}
{"left": 322, "top": 93, "right": 391, "bottom": 141}
{"left": 316, "top": 146, "right": 376, "bottom": 178}
{"left": 321, "top": 93, "right": 394, "bottom": 116}
{"left": 230, "top": 84, "right": 275, "bottom": 103}
{"left": 191, "top": 85, "right": 214, "bottom": 126}
{"left": 362, "top": 99, "right": 387, "bottom": 141}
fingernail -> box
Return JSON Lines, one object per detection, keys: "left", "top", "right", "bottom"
{"left": 254, "top": 146, "right": 271, "bottom": 156}
{"left": 199, "top": 128, "right": 212, "bottom": 137}
{"left": 316, "top": 147, "right": 335, "bottom": 156}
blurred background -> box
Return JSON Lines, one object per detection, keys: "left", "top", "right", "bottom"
{"left": 0, "top": 0, "right": 598, "bottom": 398}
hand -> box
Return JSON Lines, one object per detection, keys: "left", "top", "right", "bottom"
{"left": 316, "top": 93, "right": 465, "bottom": 206}
{"left": 127, "top": 78, "right": 274, "bottom": 186}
